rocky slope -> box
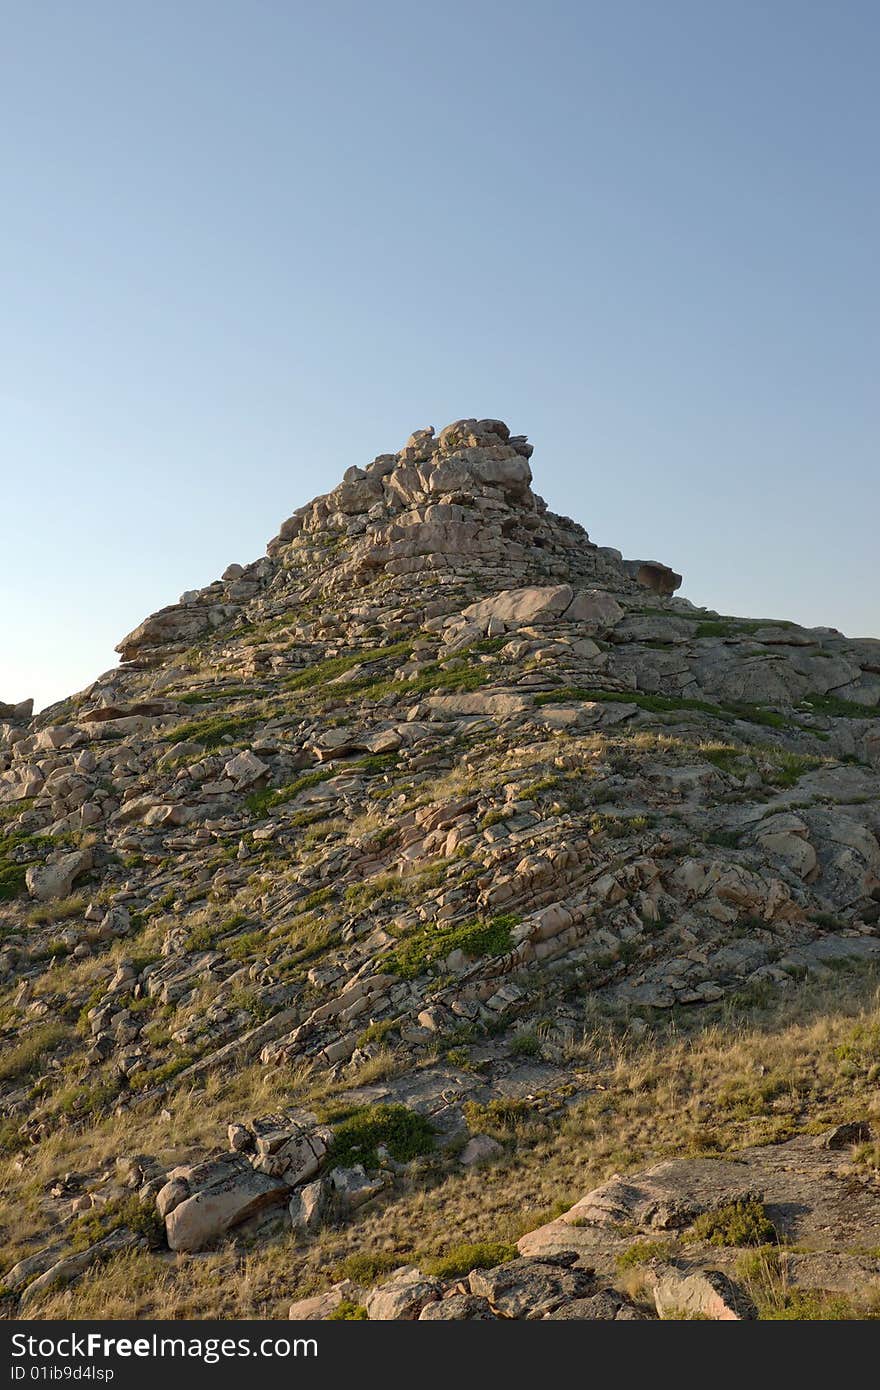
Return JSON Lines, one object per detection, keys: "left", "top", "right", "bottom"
{"left": 2, "top": 418, "right": 879, "bottom": 1319}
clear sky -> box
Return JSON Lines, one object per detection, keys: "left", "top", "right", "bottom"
{"left": 3, "top": 1, "right": 878, "bottom": 713}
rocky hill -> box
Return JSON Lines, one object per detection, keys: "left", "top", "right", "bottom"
{"left": 2, "top": 418, "right": 879, "bottom": 1320}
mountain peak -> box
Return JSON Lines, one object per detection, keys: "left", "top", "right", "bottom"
{"left": 114, "top": 419, "right": 681, "bottom": 666}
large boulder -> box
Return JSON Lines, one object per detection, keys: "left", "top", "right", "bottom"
{"left": 651, "top": 1264, "right": 757, "bottom": 1320}
{"left": 159, "top": 1154, "right": 292, "bottom": 1252}
{"left": 26, "top": 849, "right": 93, "bottom": 903}
{"left": 461, "top": 585, "right": 624, "bottom": 633}
{"left": 468, "top": 1255, "right": 596, "bottom": 1318}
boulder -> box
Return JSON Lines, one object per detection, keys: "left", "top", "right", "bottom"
{"left": 364, "top": 1267, "right": 441, "bottom": 1320}
{"left": 26, "top": 848, "right": 93, "bottom": 902}
{"left": 468, "top": 1255, "right": 596, "bottom": 1318}
{"left": 289, "top": 1280, "right": 362, "bottom": 1320}
{"left": 651, "top": 1264, "right": 757, "bottom": 1320}
{"left": 161, "top": 1154, "right": 292, "bottom": 1252}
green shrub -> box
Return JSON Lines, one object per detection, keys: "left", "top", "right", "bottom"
{"left": 68, "top": 1195, "right": 165, "bottom": 1252}
{"left": 462, "top": 1097, "right": 533, "bottom": 1140}
{"left": 616, "top": 1239, "right": 675, "bottom": 1269}
{"left": 689, "top": 1198, "right": 777, "bottom": 1248}
{"left": 332, "top": 1251, "right": 401, "bottom": 1285}
{"left": 326, "top": 1301, "right": 368, "bottom": 1320}
{"left": 421, "top": 1241, "right": 517, "bottom": 1279}
{"left": 327, "top": 1103, "right": 434, "bottom": 1169}
{"left": 384, "top": 914, "right": 518, "bottom": 979}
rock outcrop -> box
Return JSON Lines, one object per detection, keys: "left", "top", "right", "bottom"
{"left": 1, "top": 418, "right": 879, "bottom": 1320}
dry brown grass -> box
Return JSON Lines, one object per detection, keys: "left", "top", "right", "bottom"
{"left": 10, "top": 964, "right": 880, "bottom": 1319}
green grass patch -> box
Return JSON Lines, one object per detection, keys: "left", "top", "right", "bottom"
{"left": 246, "top": 769, "right": 335, "bottom": 817}
{"left": 284, "top": 642, "right": 413, "bottom": 692}
{"left": 420, "top": 1241, "right": 517, "bottom": 1279}
{"left": 0, "top": 1021, "right": 70, "bottom": 1082}
{"left": 163, "top": 712, "right": 262, "bottom": 749}
{"left": 533, "top": 686, "right": 786, "bottom": 729}
{"left": 326, "top": 1103, "right": 434, "bottom": 1169}
{"left": 383, "top": 913, "right": 518, "bottom": 979}
{"left": 188, "top": 911, "right": 249, "bottom": 952}
{"left": 799, "top": 692, "right": 880, "bottom": 719}
{"left": 689, "top": 1198, "right": 777, "bottom": 1248}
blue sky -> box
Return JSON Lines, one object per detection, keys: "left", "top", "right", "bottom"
{"left": 3, "top": 1, "right": 878, "bottom": 712}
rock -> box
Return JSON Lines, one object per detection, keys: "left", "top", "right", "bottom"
{"left": 26, "top": 849, "right": 93, "bottom": 902}
{"left": 289, "top": 1178, "right": 325, "bottom": 1233}
{"left": 544, "top": 1289, "right": 647, "bottom": 1320}
{"left": 3, "top": 1244, "right": 66, "bottom": 1293}
{"left": 817, "top": 1121, "right": 873, "bottom": 1150}
{"left": 227, "top": 1123, "right": 253, "bottom": 1153}
{"left": 0, "top": 698, "right": 34, "bottom": 720}
{"left": 18, "top": 1230, "right": 142, "bottom": 1308}
{"left": 460, "top": 1134, "right": 503, "bottom": 1167}
{"left": 418, "top": 1293, "right": 497, "bottom": 1319}
{"left": 651, "top": 1264, "right": 757, "bottom": 1320}
{"left": 223, "top": 750, "right": 270, "bottom": 790}
{"left": 329, "top": 1164, "right": 385, "bottom": 1211}
{"left": 468, "top": 1255, "right": 596, "bottom": 1319}
{"left": 621, "top": 559, "right": 682, "bottom": 595}
{"left": 250, "top": 1118, "right": 329, "bottom": 1184}
{"left": 364, "top": 1267, "right": 441, "bottom": 1320}
{"left": 161, "top": 1154, "right": 292, "bottom": 1252}
{"left": 289, "top": 1280, "right": 362, "bottom": 1320}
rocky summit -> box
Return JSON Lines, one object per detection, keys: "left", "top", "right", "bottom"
{"left": 2, "top": 417, "right": 880, "bottom": 1321}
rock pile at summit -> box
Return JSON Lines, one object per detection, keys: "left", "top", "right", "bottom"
{"left": 1, "top": 418, "right": 879, "bottom": 1319}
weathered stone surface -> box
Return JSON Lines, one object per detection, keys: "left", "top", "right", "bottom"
{"left": 289, "top": 1178, "right": 325, "bottom": 1233}
{"left": 26, "top": 848, "right": 92, "bottom": 902}
{"left": 288, "top": 1280, "right": 361, "bottom": 1320}
{"left": 651, "top": 1264, "right": 757, "bottom": 1320}
{"left": 468, "top": 1255, "right": 596, "bottom": 1319}
{"left": 18, "top": 1230, "right": 142, "bottom": 1308}
{"left": 418, "top": 1293, "right": 497, "bottom": 1319}
{"left": 364, "top": 1267, "right": 441, "bottom": 1320}
{"left": 460, "top": 1134, "right": 503, "bottom": 1167}
{"left": 162, "top": 1155, "right": 292, "bottom": 1252}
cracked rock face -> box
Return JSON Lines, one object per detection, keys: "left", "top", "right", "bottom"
{"left": 2, "top": 417, "right": 880, "bottom": 1317}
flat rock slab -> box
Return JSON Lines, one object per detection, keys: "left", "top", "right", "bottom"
{"left": 519, "top": 1136, "right": 880, "bottom": 1270}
